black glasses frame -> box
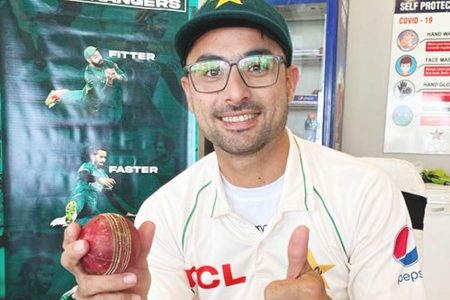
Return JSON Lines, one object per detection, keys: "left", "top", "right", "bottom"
{"left": 184, "top": 55, "right": 286, "bottom": 93}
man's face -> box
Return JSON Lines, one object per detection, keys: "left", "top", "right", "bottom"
{"left": 400, "top": 62, "right": 411, "bottom": 75}
{"left": 150, "top": 16, "right": 168, "bottom": 39}
{"left": 33, "top": 264, "right": 54, "bottom": 292}
{"left": 155, "top": 141, "right": 167, "bottom": 157}
{"left": 92, "top": 149, "right": 107, "bottom": 167}
{"left": 89, "top": 50, "right": 104, "bottom": 66}
{"left": 181, "top": 27, "right": 298, "bottom": 155}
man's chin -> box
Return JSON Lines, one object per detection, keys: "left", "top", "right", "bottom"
{"left": 218, "top": 140, "right": 267, "bottom": 156}
{"left": 92, "top": 60, "right": 104, "bottom": 67}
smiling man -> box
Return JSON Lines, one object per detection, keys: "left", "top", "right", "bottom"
{"left": 60, "top": 0, "right": 426, "bottom": 299}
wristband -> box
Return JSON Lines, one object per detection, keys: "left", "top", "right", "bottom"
{"left": 60, "top": 285, "right": 78, "bottom": 300}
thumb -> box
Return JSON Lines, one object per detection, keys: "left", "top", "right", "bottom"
{"left": 286, "top": 225, "right": 309, "bottom": 279}
{"left": 137, "top": 221, "right": 156, "bottom": 265}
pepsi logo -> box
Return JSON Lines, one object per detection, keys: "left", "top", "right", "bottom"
{"left": 393, "top": 226, "right": 418, "bottom": 267}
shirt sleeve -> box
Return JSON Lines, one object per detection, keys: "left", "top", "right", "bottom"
{"left": 113, "top": 63, "right": 128, "bottom": 82}
{"left": 347, "top": 171, "right": 426, "bottom": 299}
{"left": 135, "top": 196, "right": 196, "bottom": 300}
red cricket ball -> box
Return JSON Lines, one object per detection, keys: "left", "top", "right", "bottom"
{"left": 79, "top": 213, "right": 141, "bottom": 275}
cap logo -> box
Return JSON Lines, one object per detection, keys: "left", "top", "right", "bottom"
{"left": 216, "top": 0, "right": 243, "bottom": 9}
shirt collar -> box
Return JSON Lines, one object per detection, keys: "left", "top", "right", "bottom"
{"left": 209, "top": 129, "right": 315, "bottom": 218}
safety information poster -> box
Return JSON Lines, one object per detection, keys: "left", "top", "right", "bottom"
{"left": 384, "top": 0, "right": 450, "bottom": 154}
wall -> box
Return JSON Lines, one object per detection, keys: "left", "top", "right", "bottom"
{"left": 342, "top": 0, "right": 449, "bottom": 170}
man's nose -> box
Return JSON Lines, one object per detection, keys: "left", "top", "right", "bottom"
{"left": 223, "top": 65, "right": 250, "bottom": 102}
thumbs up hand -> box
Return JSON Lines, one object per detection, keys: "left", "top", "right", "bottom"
{"left": 264, "top": 226, "right": 330, "bottom": 300}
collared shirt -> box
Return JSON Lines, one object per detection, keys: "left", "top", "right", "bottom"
{"left": 135, "top": 130, "right": 426, "bottom": 299}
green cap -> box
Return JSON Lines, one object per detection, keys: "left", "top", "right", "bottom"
{"left": 175, "top": 0, "right": 292, "bottom": 66}
{"left": 83, "top": 46, "right": 98, "bottom": 60}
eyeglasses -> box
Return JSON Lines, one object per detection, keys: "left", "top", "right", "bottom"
{"left": 184, "top": 54, "right": 286, "bottom": 93}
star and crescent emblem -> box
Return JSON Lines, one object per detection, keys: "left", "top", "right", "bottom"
{"left": 215, "top": 0, "right": 243, "bottom": 8}
{"left": 307, "top": 250, "right": 335, "bottom": 289}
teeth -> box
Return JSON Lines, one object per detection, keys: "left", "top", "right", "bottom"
{"left": 222, "top": 114, "right": 255, "bottom": 122}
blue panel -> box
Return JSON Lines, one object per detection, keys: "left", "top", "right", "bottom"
{"left": 322, "top": 0, "right": 338, "bottom": 147}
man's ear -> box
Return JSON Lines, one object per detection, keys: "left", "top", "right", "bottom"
{"left": 285, "top": 64, "right": 300, "bottom": 103}
{"left": 181, "top": 76, "right": 194, "bottom": 112}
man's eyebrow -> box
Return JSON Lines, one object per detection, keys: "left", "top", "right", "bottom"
{"left": 244, "top": 49, "right": 273, "bottom": 56}
{"left": 193, "top": 49, "right": 274, "bottom": 63}
{"left": 195, "top": 54, "right": 225, "bottom": 62}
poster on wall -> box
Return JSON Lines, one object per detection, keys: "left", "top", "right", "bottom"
{"left": 384, "top": 0, "right": 450, "bottom": 154}
{"left": 0, "top": 0, "right": 192, "bottom": 298}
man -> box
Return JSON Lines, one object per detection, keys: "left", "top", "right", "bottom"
{"left": 61, "top": 0, "right": 426, "bottom": 299}
{"left": 45, "top": 46, "right": 127, "bottom": 122}
{"left": 12, "top": 255, "right": 58, "bottom": 300}
{"left": 150, "top": 134, "right": 181, "bottom": 186}
{"left": 51, "top": 146, "right": 126, "bottom": 226}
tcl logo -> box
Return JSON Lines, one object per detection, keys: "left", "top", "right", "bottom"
{"left": 185, "top": 264, "right": 246, "bottom": 289}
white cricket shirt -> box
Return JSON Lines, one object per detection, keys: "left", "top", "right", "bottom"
{"left": 135, "top": 130, "right": 426, "bottom": 299}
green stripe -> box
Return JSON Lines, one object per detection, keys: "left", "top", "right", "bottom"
{"left": 293, "top": 138, "right": 309, "bottom": 211}
{"left": 314, "top": 187, "right": 348, "bottom": 257}
{"left": 210, "top": 188, "right": 218, "bottom": 217}
{"left": 181, "top": 181, "right": 212, "bottom": 250}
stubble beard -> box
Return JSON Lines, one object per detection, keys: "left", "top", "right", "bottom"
{"left": 206, "top": 103, "right": 288, "bottom": 156}
{"left": 92, "top": 59, "right": 104, "bottom": 67}
{"left": 94, "top": 161, "right": 105, "bottom": 168}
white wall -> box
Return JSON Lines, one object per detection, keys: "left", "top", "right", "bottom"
{"left": 342, "top": 0, "right": 449, "bottom": 170}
